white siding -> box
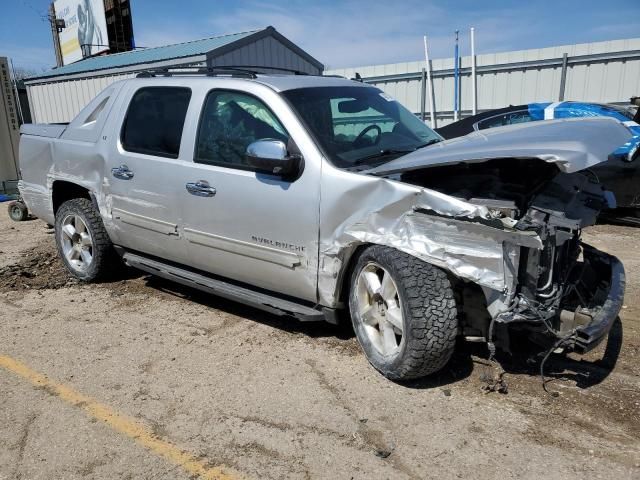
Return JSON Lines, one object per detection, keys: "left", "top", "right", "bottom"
{"left": 27, "top": 73, "right": 135, "bottom": 123}
{"left": 327, "top": 38, "right": 640, "bottom": 127}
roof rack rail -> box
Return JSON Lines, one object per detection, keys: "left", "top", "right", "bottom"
{"left": 221, "top": 65, "right": 310, "bottom": 75}
{"left": 135, "top": 65, "right": 313, "bottom": 79}
{"left": 136, "top": 66, "right": 257, "bottom": 78}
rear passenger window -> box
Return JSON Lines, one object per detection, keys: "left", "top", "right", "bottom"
{"left": 121, "top": 87, "right": 191, "bottom": 159}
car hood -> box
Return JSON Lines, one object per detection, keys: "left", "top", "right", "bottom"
{"left": 367, "top": 117, "right": 633, "bottom": 176}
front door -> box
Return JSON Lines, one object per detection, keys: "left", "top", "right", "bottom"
{"left": 106, "top": 85, "right": 192, "bottom": 264}
{"left": 178, "top": 88, "right": 320, "bottom": 302}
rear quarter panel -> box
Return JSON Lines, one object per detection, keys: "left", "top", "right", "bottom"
{"left": 18, "top": 133, "right": 57, "bottom": 224}
{"left": 18, "top": 83, "right": 125, "bottom": 225}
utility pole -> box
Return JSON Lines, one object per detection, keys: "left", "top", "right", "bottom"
{"left": 48, "top": 3, "right": 64, "bottom": 67}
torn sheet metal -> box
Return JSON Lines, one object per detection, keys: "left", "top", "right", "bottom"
{"left": 317, "top": 175, "right": 544, "bottom": 307}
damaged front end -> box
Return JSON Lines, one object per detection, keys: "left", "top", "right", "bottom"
{"left": 392, "top": 158, "right": 625, "bottom": 353}
{"left": 482, "top": 167, "right": 624, "bottom": 353}
{"left": 332, "top": 119, "right": 631, "bottom": 353}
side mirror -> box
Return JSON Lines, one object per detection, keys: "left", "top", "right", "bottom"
{"left": 246, "top": 139, "right": 303, "bottom": 179}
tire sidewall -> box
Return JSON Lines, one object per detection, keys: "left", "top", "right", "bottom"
{"left": 55, "top": 199, "right": 101, "bottom": 281}
{"left": 349, "top": 248, "right": 414, "bottom": 378}
{"left": 8, "top": 202, "right": 27, "bottom": 221}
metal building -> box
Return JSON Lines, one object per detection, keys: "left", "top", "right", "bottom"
{"left": 326, "top": 38, "right": 640, "bottom": 127}
{"left": 24, "top": 26, "right": 323, "bottom": 123}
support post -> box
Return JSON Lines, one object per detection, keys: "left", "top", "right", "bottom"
{"left": 470, "top": 27, "right": 477, "bottom": 115}
{"left": 558, "top": 52, "right": 568, "bottom": 101}
{"left": 420, "top": 68, "right": 426, "bottom": 121}
{"left": 423, "top": 35, "right": 437, "bottom": 128}
{"left": 453, "top": 30, "right": 459, "bottom": 121}
{"left": 49, "top": 3, "right": 63, "bottom": 67}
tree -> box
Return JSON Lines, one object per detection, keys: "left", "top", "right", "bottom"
{"left": 11, "top": 66, "right": 46, "bottom": 80}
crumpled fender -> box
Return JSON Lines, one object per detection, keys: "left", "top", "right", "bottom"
{"left": 316, "top": 174, "right": 542, "bottom": 308}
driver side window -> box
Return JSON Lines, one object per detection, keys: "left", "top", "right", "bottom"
{"left": 195, "top": 90, "right": 289, "bottom": 168}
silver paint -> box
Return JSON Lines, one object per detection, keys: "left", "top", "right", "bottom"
{"left": 17, "top": 75, "right": 631, "bottom": 318}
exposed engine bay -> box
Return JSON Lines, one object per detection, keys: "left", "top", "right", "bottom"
{"left": 394, "top": 158, "right": 623, "bottom": 354}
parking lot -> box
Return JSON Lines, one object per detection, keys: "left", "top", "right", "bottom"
{"left": 0, "top": 211, "right": 639, "bottom": 479}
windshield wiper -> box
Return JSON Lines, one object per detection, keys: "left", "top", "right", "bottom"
{"left": 417, "top": 138, "right": 442, "bottom": 149}
{"left": 353, "top": 148, "right": 417, "bottom": 166}
{"left": 353, "top": 139, "right": 442, "bottom": 166}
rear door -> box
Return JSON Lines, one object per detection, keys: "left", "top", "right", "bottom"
{"left": 105, "top": 84, "right": 192, "bottom": 263}
{"left": 176, "top": 85, "right": 321, "bottom": 302}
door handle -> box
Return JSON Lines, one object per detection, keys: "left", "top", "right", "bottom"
{"left": 111, "top": 164, "right": 134, "bottom": 180}
{"left": 186, "top": 180, "right": 216, "bottom": 197}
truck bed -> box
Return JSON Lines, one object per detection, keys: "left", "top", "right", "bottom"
{"left": 20, "top": 124, "right": 67, "bottom": 138}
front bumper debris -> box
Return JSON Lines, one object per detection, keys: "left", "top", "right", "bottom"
{"left": 495, "top": 244, "right": 625, "bottom": 353}
{"left": 571, "top": 246, "right": 625, "bottom": 353}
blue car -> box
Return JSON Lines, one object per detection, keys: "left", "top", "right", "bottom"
{"left": 437, "top": 101, "right": 640, "bottom": 221}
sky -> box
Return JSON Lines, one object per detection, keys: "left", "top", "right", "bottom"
{"left": 2, "top": 0, "right": 639, "bottom": 72}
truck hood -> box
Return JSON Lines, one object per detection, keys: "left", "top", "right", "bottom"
{"left": 367, "top": 117, "right": 633, "bottom": 176}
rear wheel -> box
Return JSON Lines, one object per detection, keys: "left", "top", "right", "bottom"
{"left": 349, "top": 245, "right": 458, "bottom": 380}
{"left": 55, "top": 198, "right": 117, "bottom": 281}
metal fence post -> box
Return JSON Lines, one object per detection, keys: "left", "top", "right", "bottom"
{"left": 558, "top": 52, "right": 568, "bottom": 101}
{"left": 420, "top": 68, "right": 426, "bottom": 121}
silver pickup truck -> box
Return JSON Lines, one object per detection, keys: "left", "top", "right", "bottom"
{"left": 18, "top": 69, "right": 628, "bottom": 380}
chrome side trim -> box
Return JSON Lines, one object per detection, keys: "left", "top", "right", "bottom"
{"left": 112, "top": 208, "right": 177, "bottom": 235}
{"left": 183, "top": 228, "right": 301, "bottom": 268}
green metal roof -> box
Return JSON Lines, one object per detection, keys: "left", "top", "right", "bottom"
{"left": 29, "top": 29, "right": 262, "bottom": 80}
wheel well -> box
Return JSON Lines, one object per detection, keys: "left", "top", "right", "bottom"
{"left": 337, "top": 243, "right": 371, "bottom": 307}
{"left": 52, "top": 181, "right": 91, "bottom": 214}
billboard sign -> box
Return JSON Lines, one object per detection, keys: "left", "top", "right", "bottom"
{"left": 54, "top": 0, "right": 109, "bottom": 65}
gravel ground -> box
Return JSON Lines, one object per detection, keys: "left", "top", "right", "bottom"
{"left": 0, "top": 212, "right": 638, "bottom": 479}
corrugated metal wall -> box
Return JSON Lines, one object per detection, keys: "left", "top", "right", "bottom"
{"left": 26, "top": 73, "right": 135, "bottom": 123}
{"left": 326, "top": 38, "right": 640, "bottom": 127}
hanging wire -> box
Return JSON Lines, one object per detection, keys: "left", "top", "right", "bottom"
{"left": 18, "top": 0, "right": 49, "bottom": 22}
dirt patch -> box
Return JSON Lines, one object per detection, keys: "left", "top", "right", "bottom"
{"left": 0, "top": 239, "right": 76, "bottom": 292}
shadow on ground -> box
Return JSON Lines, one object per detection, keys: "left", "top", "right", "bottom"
{"left": 132, "top": 273, "right": 625, "bottom": 391}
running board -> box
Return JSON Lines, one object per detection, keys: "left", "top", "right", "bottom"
{"left": 122, "top": 252, "right": 331, "bottom": 323}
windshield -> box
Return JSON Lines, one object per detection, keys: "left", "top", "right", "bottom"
{"left": 282, "top": 86, "right": 442, "bottom": 168}
{"left": 602, "top": 103, "right": 635, "bottom": 120}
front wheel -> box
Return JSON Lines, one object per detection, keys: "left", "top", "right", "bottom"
{"left": 54, "top": 198, "right": 117, "bottom": 282}
{"left": 349, "top": 246, "right": 458, "bottom": 380}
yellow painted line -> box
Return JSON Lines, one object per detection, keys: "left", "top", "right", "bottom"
{"left": 0, "top": 355, "right": 239, "bottom": 480}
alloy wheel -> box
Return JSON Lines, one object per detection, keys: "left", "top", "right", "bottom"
{"left": 355, "top": 262, "right": 404, "bottom": 356}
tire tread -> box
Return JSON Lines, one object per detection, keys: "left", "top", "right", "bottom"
{"left": 350, "top": 245, "right": 458, "bottom": 380}
{"left": 55, "top": 198, "right": 117, "bottom": 281}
